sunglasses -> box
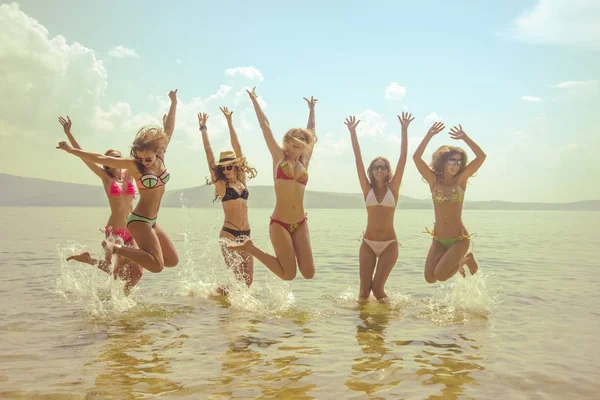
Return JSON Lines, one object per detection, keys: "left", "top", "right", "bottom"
{"left": 372, "top": 165, "right": 388, "bottom": 171}
{"left": 136, "top": 157, "right": 154, "bottom": 163}
{"left": 219, "top": 165, "right": 235, "bottom": 171}
{"left": 447, "top": 158, "right": 463, "bottom": 166}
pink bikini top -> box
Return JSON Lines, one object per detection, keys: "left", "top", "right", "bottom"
{"left": 109, "top": 179, "right": 137, "bottom": 198}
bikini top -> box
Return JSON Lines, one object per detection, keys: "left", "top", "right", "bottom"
{"left": 221, "top": 181, "right": 249, "bottom": 202}
{"left": 431, "top": 183, "right": 464, "bottom": 204}
{"left": 275, "top": 158, "right": 308, "bottom": 186}
{"left": 135, "top": 155, "right": 170, "bottom": 190}
{"left": 109, "top": 179, "right": 137, "bottom": 198}
{"left": 365, "top": 187, "right": 396, "bottom": 208}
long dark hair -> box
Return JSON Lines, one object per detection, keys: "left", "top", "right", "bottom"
{"left": 206, "top": 157, "right": 258, "bottom": 202}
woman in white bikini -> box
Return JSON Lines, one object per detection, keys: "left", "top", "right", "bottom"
{"left": 344, "top": 112, "right": 414, "bottom": 302}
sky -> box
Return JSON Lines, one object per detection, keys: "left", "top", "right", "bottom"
{"left": 0, "top": 0, "right": 598, "bottom": 202}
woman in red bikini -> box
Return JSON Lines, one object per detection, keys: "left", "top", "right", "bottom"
{"left": 229, "top": 87, "right": 318, "bottom": 281}
{"left": 198, "top": 107, "right": 257, "bottom": 293}
{"left": 344, "top": 112, "right": 414, "bottom": 302}
{"left": 413, "top": 122, "right": 486, "bottom": 283}
{"left": 58, "top": 116, "right": 142, "bottom": 293}
{"left": 57, "top": 89, "right": 180, "bottom": 277}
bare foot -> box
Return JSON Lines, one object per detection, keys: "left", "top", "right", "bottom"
{"left": 464, "top": 252, "right": 479, "bottom": 275}
{"left": 216, "top": 285, "right": 229, "bottom": 296}
{"left": 102, "top": 240, "right": 118, "bottom": 260}
{"left": 66, "top": 252, "right": 96, "bottom": 265}
{"left": 227, "top": 238, "right": 253, "bottom": 253}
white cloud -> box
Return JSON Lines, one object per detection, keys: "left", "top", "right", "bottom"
{"left": 384, "top": 82, "right": 406, "bottom": 101}
{"left": 108, "top": 45, "right": 139, "bottom": 59}
{"left": 205, "top": 85, "right": 232, "bottom": 103}
{"left": 314, "top": 133, "right": 348, "bottom": 156}
{"left": 552, "top": 80, "right": 598, "bottom": 90}
{"left": 0, "top": 2, "right": 108, "bottom": 136}
{"left": 225, "top": 66, "right": 264, "bottom": 83}
{"left": 423, "top": 112, "right": 442, "bottom": 128}
{"left": 522, "top": 96, "right": 543, "bottom": 102}
{"left": 354, "top": 109, "right": 386, "bottom": 137}
{"left": 510, "top": 0, "right": 600, "bottom": 48}
{"left": 551, "top": 80, "right": 598, "bottom": 101}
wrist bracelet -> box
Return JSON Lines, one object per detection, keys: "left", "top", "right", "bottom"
{"left": 199, "top": 125, "right": 207, "bottom": 130}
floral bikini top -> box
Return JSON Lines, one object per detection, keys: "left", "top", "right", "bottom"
{"left": 432, "top": 184, "right": 464, "bottom": 204}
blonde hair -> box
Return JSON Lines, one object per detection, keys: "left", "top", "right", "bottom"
{"left": 103, "top": 148, "right": 122, "bottom": 178}
{"left": 129, "top": 126, "right": 169, "bottom": 173}
{"left": 282, "top": 128, "right": 318, "bottom": 155}
{"left": 430, "top": 145, "right": 468, "bottom": 180}
{"left": 206, "top": 156, "right": 258, "bottom": 202}
{"left": 367, "top": 157, "right": 392, "bottom": 188}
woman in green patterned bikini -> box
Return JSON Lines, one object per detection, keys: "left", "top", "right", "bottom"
{"left": 56, "top": 90, "right": 180, "bottom": 275}
{"left": 413, "top": 122, "right": 486, "bottom": 283}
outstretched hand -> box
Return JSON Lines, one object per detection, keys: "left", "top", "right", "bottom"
{"left": 58, "top": 115, "right": 72, "bottom": 134}
{"left": 449, "top": 125, "right": 468, "bottom": 140}
{"left": 56, "top": 141, "right": 72, "bottom": 153}
{"left": 303, "top": 96, "right": 318, "bottom": 109}
{"left": 246, "top": 86, "right": 258, "bottom": 99}
{"left": 168, "top": 89, "right": 178, "bottom": 102}
{"left": 427, "top": 121, "right": 445, "bottom": 136}
{"left": 398, "top": 112, "right": 415, "bottom": 129}
{"left": 344, "top": 115, "right": 360, "bottom": 132}
{"left": 219, "top": 106, "right": 233, "bottom": 120}
{"left": 197, "top": 112, "right": 209, "bottom": 127}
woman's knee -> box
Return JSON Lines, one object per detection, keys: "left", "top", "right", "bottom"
{"left": 425, "top": 271, "right": 437, "bottom": 284}
{"left": 299, "top": 264, "right": 315, "bottom": 279}
{"left": 433, "top": 269, "right": 450, "bottom": 282}
{"left": 164, "top": 253, "right": 179, "bottom": 267}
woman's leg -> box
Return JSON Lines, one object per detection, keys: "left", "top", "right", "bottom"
{"left": 432, "top": 238, "right": 471, "bottom": 282}
{"left": 104, "top": 221, "right": 165, "bottom": 273}
{"left": 228, "top": 222, "right": 298, "bottom": 281}
{"left": 290, "top": 222, "right": 315, "bottom": 279}
{"left": 371, "top": 241, "right": 399, "bottom": 301}
{"left": 358, "top": 240, "right": 377, "bottom": 301}
{"left": 424, "top": 240, "right": 446, "bottom": 284}
{"left": 153, "top": 223, "right": 179, "bottom": 267}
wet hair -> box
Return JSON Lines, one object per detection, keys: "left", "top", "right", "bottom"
{"left": 103, "top": 148, "right": 122, "bottom": 178}
{"left": 282, "top": 128, "right": 318, "bottom": 155}
{"left": 206, "top": 156, "right": 258, "bottom": 202}
{"left": 367, "top": 157, "right": 392, "bottom": 189}
{"left": 430, "top": 145, "right": 468, "bottom": 181}
{"left": 129, "top": 126, "right": 169, "bottom": 173}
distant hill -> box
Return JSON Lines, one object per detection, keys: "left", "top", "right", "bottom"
{"left": 0, "top": 173, "right": 598, "bottom": 211}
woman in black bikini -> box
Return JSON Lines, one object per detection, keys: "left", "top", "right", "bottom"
{"left": 198, "top": 108, "right": 257, "bottom": 292}
{"left": 57, "top": 89, "right": 180, "bottom": 275}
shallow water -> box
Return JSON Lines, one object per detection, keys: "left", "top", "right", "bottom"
{"left": 0, "top": 207, "right": 598, "bottom": 399}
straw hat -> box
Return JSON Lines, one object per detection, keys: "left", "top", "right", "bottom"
{"left": 215, "top": 150, "right": 240, "bottom": 166}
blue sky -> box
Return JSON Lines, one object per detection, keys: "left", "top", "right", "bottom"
{"left": 1, "top": 0, "right": 598, "bottom": 202}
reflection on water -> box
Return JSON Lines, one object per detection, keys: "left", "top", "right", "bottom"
{"left": 346, "top": 302, "right": 486, "bottom": 399}
{"left": 86, "top": 317, "right": 186, "bottom": 399}
{"left": 346, "top": 303, "right": 404, "bottom": 396}
{"left": 203, "top": 311, "right": 323, "bottom": 399}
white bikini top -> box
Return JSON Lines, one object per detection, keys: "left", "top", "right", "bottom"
{"left": 365, "top": 187, "right": 396, "bottom": 208}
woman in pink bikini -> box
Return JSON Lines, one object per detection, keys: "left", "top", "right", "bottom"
{"left": 58, "top": 116, "right": 142, "bottom": 293}
{"left": 413, "top": 122, "right": 486, "bottom": 283}
{"left": 57, "top": 89, "right": 179, "bottom": 277}
{"left": 344, "top": 113, "right": 413, "bottom": 302}
{"left": 229, "top": 87, "right": 318, "bottom": 281}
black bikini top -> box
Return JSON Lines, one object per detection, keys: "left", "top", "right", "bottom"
{"left": 221, "top": 181, "right": 249, "bottom": 202}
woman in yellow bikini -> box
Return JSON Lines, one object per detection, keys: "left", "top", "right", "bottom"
{"left": 413, "top": 122, "right": 486, "bottom": 283}
{"left": 228, "top": 87, "right": 318, "bottom": 281}
{"left": 56, "top": 89, "right": 180, "bottom": 275}
{"left": 344, "top": 112, "right": 414, "bottom": 302}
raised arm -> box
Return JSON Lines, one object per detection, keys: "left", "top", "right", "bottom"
{"left": 413, "top": 122, "right": 445, "bottom": 187}
{"left": 197, "top": 112, "right": 218, "bottom": 183}
{"left": 219, "top": 106, "right": 243, "bottom": 158}
{"left": 344, "top": 116, "right": 371, "bottom": 198}
{"left": 450, "top": 125, "right": 487, "bottom": 184}
{"left": 58, "top": 116, "right": 107, "bottom": 180}
{"left": 302, "top": 96, "right": 318, "bottom": 168}
{"left": 56, "top": 141, "right": 137, "bottom": 172}
{"left": 247, "top": 87, "right": 284, "bottom": 160}
{"left": 162, "top": 89, "right": 178, "bottom": 147}
{"left": 389, "top": 112, "right": 414, "bottom": 194}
